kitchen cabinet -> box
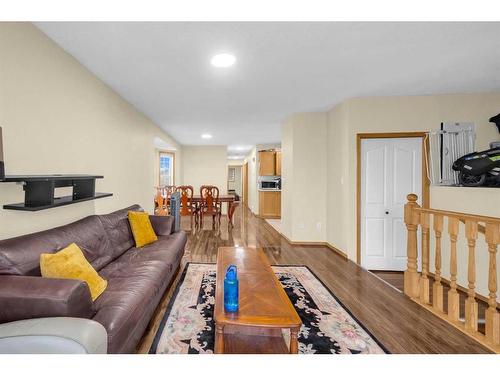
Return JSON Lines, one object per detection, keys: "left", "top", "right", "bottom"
{"left": 275, "top": 151, "right": 282, "bottom": 175}
{"left": 259, "top": 151, "right": 276, "bottom": 176}
{"left": 259, "top": 150, "right": 282, "bottom": 176}
{"left": 259, "top": 191, "right": 281, "bottom": 218}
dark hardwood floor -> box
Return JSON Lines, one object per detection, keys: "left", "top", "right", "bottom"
{"left": 137, "top": 206, "right": 492, "bottom": 354}
{"left": 372, "top": 270, "right": 495, "bottom": 335}
{"left": 371, "top": 271, "right": 405, "bottom": 292}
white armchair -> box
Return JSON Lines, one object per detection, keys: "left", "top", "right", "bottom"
{"left": 0, "top": 317, "right": 107, "bottom": 354}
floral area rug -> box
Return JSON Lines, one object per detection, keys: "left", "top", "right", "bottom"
{"left": 149, "top": 263, "right": 387, "bottom": 354}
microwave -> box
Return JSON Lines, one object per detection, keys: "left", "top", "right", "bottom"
{"left": 259, "top": 178, "right": 281, "bottom": 190}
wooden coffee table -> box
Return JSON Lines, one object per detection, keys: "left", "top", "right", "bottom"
{"left": 214, "top": 247, "right": 302, "bottom": 354}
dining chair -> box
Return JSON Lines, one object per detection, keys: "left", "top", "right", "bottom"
{"left": 154, "top": 185, "right": 176, "bottom": 216}
{"left": 175, "top": 185, "right": 197, "bottom": 230}
{"left": 154, "top": 188, "right": 167, "bottom": 216}
{"left": 200, "top": 185, "right": 222, "bottom": 228}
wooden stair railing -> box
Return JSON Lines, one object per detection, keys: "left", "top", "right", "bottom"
{"left": 404, "top": 194, "right": 500, "bottom": 353}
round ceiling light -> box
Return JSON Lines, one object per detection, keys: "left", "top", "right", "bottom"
{"left": 201, "top": 133, "right": 213, "bottom": 139}
{"left": 211, "top": 53, "right": 236, "bottom": 68}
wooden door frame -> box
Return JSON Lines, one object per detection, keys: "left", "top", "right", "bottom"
{"left": 243, "top": 161, "right": 249, "bottom": 206}
{"left": 356, "top": 132, "right": 429, "bottom": 266}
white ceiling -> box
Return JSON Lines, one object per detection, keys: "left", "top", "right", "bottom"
{"left": 36, "top": 22, "right": 500, "bottom": 152}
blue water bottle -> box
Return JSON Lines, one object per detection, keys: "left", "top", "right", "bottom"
{"left": 224, "top": 265, "right": 239, "bottom": 313}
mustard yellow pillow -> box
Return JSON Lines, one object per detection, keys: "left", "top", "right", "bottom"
{"left": 40, "top": 243, "right": 107, "bottom": 301}
{"left": 128, "top": 211, "right": 158, "bottom": 248}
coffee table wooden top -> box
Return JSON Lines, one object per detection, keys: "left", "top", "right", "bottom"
{"left": 214, "top": 247, "right": 301, "bottom": 328}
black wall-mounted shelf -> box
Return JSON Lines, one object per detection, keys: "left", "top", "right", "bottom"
{"left": 0, "top": 174, "right": 113, "bottom": 211}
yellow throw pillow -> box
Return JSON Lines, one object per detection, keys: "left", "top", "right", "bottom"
{"left": 40, "top": 243, "right": 107, "bottom": 301}
{"left": 128, "top": 210, "right": 158, "bottom": 248}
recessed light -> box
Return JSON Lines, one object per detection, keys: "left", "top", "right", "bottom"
{"left": 211, "top": 53, "right": 236, "bottom": 68}
{"left": 201, "top": 134, "right": 213, "bottom": 139}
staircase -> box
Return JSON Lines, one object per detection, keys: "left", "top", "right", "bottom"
{"left": 404, "top": 194, "right": 499, "bottom": 353}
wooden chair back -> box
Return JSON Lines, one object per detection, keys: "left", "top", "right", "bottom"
{"left": 154, "top": 185, "right": 176, "bottom": 216}
{"left": 200, "top": 185, "right": 220, "bottom": 214}
{"left": 164, "top": 185, "right": 177, "bottom": 198}
{"left": 175, "top": 185, "right": 194, "bottom": 216}
{"left": 156, "top": 185, "right": 176, "bottom": 199}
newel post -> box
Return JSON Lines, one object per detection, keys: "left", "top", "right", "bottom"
{"left": 404, "top": 194, "right": 421, "bottom": 299}
{"left": 485, "top": 223, "right": 500, "bottom": 345}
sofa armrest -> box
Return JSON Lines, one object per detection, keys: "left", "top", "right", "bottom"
{"left": 0, "top": 275, "right": 94, "bottom": 324}
{"left": 149, "top": 215, "right": 175, "bottom": 235}
{"left": 0, "top": 317, "right": 107, "bottom": 354}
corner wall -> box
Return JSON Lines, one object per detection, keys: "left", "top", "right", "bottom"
{"left": 244, "top": 147, "right": 258, "bottom": 214}
{"left": 326, "top": 103, "right": 349, "bottom": 251}
{"left": 281, "top": 113, "right": 327, "bottom": 242}
{"left": 0, "top": 22, "right": 182, "bottom": 239}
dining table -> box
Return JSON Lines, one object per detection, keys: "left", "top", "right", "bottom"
{"left": 190, "top": 194, "right": 238, "bottom": 226}
{"left": 159, "top": 193, "right": 238, "bottom": 226}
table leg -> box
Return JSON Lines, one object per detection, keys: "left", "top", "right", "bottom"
{"left": 215, "top": 324, "right": 224, "bottom": 354}
{"left": 290, "top": 327, "right": 299, "bottom": 354}
{"left": 227, "top": 201, "right": 234, "bottom": 227}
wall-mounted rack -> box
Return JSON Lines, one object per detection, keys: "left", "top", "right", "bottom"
{"left": 0, "top": 174, "right": 112, "bottom": 211}
{"left": 425, "top": 123, "right": 475, "bottom": 186}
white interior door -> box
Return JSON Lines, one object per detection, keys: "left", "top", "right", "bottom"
{"left": 361, "top": 137, "right": 422, "bottom": 271}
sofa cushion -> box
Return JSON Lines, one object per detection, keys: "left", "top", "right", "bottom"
{"left": 128, "top": 211, "right": 158, "bottom": 248}
{"left": 100, "top": 233, "right": 187, "bottom": 275}
{"left": 149, "top": 215, "right": 175, "bottom": 236}
{"left": 40, "top": 243, "right": 108, "bottom": 301}
{"left": 0, "top": 215, "right": 111, "bottom": 276}
{"left": 98, "top": 205, "right": 142, "bottom": 263}
{"left": 93, "top": 232, "right": 186, "bottom": 353}
{"left": 93, "top": 259, "right": 170, "bottom": 352}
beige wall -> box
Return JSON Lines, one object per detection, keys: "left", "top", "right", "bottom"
{"left": 282, "top": 92, "right": 500, "bottom": 299}
{"left": 341, "top": 93, "right": 500, "bottom": 261}
{"left": 227, "top": 160, "right": 244, "bottom": 166}
{"left": 244, "top": 147, "right": 258, "bottom": 214}
{"left": 0, "top": 23, "right": 182, "bottom": 239}
{"left": 326, "top": 103, "right": 349, "bottom": 251}
{"left": 281, "top": 113, "right": 327, "bottom": 242}
{"left": 281, "top": 122, "right": 294, "bottom": 238}
{"left": 430, "top": 186, "right": 500, "bottom": 299}
{"left": 182, "top": 146, "right": 227, "bottom": 196}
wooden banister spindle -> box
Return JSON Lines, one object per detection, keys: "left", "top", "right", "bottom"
{"left": 420, "top": 212, "right": 430, "bottom": 304}
{"left": 464, "top": 220, "right": 478, "bottom": 332}
{"left": 447, "top": 217, "right": 460, "bottom": 321}
{"left": 404, "top": 194, "right": 420, "bottom": 299}
{"left": 485, "top": 223, "right": 500, "bottom": 345}
{"left": 432, "top": 214, "right": 444, "bottom": 312}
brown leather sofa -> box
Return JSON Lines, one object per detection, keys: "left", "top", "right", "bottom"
{"left": 0, "top": 205, "right": 187, "bottom": 353}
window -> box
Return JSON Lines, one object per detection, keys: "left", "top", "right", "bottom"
{"left": 158, "top": 152, "right": 175, "bottom": 186}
